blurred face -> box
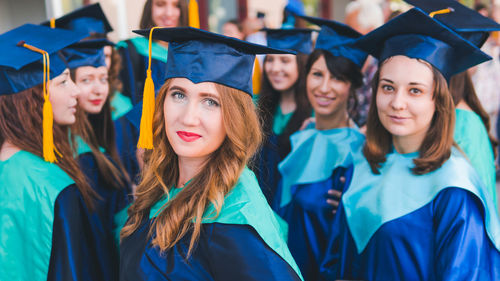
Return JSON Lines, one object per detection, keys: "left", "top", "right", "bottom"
{"left": 264, "top": 54, "right": 299, "bottom": 92}
{"left": 376, "top": 56, "right": 435, "bottom": 149}
{"left": 152, "top": 0, "right": 181, "bottom": 28}
{"left": 103, "top": 46, "right": 112, "bottom": 70}
{"left": 164, "top": 78, "right": 226, "bottom": 162}
{"left": 49, "top": 69, "right": 80, "bottom": 125}
{"left": 74, "top": 66, "right": 109, "bottom": 114}
{"left": 307, "top": 55, "right": 351, "bottom": 118}
{"left": 222, "top": 22, "right": 244, "bottom": 40}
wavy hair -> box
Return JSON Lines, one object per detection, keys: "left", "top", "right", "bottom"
{"left": 121, "top": 79, "right": 262, "bottom": 256}
{"left": 0, "top": 85, "right": 95, "bottom": 207}
{"left": 363, "top": 58, "right": 455, "bottom": 175}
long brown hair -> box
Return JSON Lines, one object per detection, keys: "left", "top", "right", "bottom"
{"left": 0, "top": 85, "right": 95, "bottom": 207}
{"left": 70, "top": 70, "right": 130, "bottom": 190}
{"left": 121, "top": 79, "right": 262, "bottom": 256}
{"left": 449, "top": 71, "right": 498, "bottom": 156}
{"left": 257, "top": 53, "right": 312, "bottom": 157}
{"left": 139, "top": 0, "right": 189, "bottom": 29}
{"left": 364, "top": 58, "right": 455, "bottom": 175}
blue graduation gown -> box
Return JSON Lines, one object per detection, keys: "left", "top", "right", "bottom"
{"left": 0, "top": 150, "right": 121, "bottom": 280}
{"left": 74, "top": 138, "right": 131, "bottom": 280}
{"left": 275, "top": 126, "right": 364, "bottom": 281}
{"left": 113, "top": 103, "right": 141, "bottom": 183}
{"left": 320, "top": 148, "right": 500, "bottom": 281}
{"left": 118, "top": 168, "right": 303, "bottom": 281}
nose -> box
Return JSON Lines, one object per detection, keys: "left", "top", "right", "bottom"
{"left": 390, "top": 90, "right": 406, "bottom": 111}
{"left": 165, "top": 4, "right": 175, "bottom": 17}
{"left": 180, "top": 101, "right": 201, "bottom": 127}
{"left": 318, "top": 75, "right": 330, "bottom": 94}
{"left": 93, "top": 80, "right": 108, "bottom": 97}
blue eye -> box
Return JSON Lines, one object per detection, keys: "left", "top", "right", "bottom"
{"left": 172, "top": 91, "right": 185, "bottom": 100}
{"left": 204, "top": 98, "right": 220, "bottom": 107}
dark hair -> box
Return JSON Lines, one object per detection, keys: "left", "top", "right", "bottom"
{"left": 0, "top": 85, "right": 96, "bottom": 207}
{"left": 224, "top": 19, "right": 243, "bottom": 32}
{"left": 449, "top": 71, "right": 498, "bottom": 156}
{"left": 364, "top": 58, "right": 455, "bottom": 175}
{"left": 305, "top": 49, "right": 363, "bottom": 117}
{"left": 140, "top": 0, "right": 189, "bottom": 29}
{"left": 475, "top": 3, "right": 488, "bottom": 13}
{"left": 257, "top": 53, "right": 312, "bottom": 157}
{"left": 70, "top": 70, "right": 130, "bottom": 190}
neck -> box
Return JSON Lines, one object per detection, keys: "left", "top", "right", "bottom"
{"left": 456, "top": 100, "right": 472, "bottom": 111}
{"left": 315, "top": 108, "right": 350, "bottom": 130}
{"left": 157, "top": 40, "right": 169, "bottom": 49}
{"left": 0, "top": 141, "right": 21, "bottom": 161}
{"left": 279, "top": 88, "right": 296, "bottom": 114}
{"left": 177, "top": 156, "right": 206, "bottom": 188}
{"left": 392, "top": 134, "right": 425, "bottom": 154}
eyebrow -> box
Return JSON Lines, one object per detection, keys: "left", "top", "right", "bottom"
{"left": 380, "top": 78, "right": 429, "bottom": 87}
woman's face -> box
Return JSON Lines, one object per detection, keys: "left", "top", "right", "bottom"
{"left": 152, "top": 0, "right": 181, "bottom": 28}
{"left": 376, "top": 56, "right": 435, "bottom": 147}
{"left": 74, "top": 66, "right": 109, "bottom": 114}
{"left": 49, "top": 69, "right": 80, "bottom": 125}
{"left": 164, "top": 78, "right": 226, "bottom": 162}
{"left": 264, "top": 54, "right": 299, "bottom": 92}
{"left": 306, "top": 55, "right": 351, "bottom": 118}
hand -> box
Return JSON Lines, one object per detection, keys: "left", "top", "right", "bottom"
{"left": 326, "top": 176, "right": 345, "bottom": 214}
{"left": 299, "top": 117, "right": 316, "bottom": 131}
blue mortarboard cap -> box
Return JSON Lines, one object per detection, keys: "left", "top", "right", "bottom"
{"left": 285, "top": 0, "right": 305, "bottom": 16}
{"left": 263, "top": 28, "right": 313, "bottom": 54}
{"left": 405, "top": 0, "right": 500, "bottom": 47}
{"left": 0, "top": 24, "right": 88, "bottom": 95}
{"left": 133, "top": 27, "right": 293, "bottom": 96}
{"left": 62, "top": 39, "right": 114, "bottom": 69}
{"left": 355, "top": 8, "right": 491, "bottom": 80}
{"left": 299, "top": 15, "right": 368, "bottom": 67}
{"left": 41, "top": 3, "right": 112, "bottom": 36}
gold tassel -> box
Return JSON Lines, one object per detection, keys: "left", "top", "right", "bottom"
{"left": 50, "top": 18, "right": 55, "bottom": 28}
{"left": 429, "top": 8, "right": 454, "bottom": 18}
{"left": 252, "top": 58, "right": 262, "bottom": 95}
{"left": 137, "top": 27, "right": 160, "bottom": 149}
{"left": 21, "top": 43, "right": 57, "bottom": 162}
{"left": 188, "top": 0, "right": 200, "bottom": 29}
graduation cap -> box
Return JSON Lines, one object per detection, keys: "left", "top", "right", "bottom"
{"left": 132, "top": 27, "right": 293, "bottom": 149}
{"left": 355, "top": 8, "right": 491, "bottom": 80}
{"left": 41, "top": 3, "right": 113, "bottom": 36}
{"left": 298, "top": 15, "right": 368, "bottom": 67}
{"left": 62, "top": 39, "right": 114, "bottom": 69}
{"left": 405, "top": 0, "right": 500, "bottom": 47}
{"left": 0, "top": 23, "right": 88, "bottom": 162}
{"left": 262, "top": 28, "right": 314, "bottom": 54}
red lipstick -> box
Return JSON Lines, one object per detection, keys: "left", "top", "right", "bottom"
{"left": 177, "top": 131, "right": 201, "bottom": 142}
{"left": 89, "top": 99, "right": 103, "bottom": 106}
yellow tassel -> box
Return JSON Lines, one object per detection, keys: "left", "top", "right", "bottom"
{"left": 21, "top": 43, "right": 57, "bottom": 162}
{"left": 429, "top": 8, "right": 454, "bottom": 18}
{"left": 137, "top": 27, "right": 160, "bottom": 149}
{"left": 50, "top": 18, "right": 55, "bottom": 28}
{"left": 43, "top": 96, "right": 57, "bottom": 162}
{"left": 137, "top": 70, "right": 155, "bottom": 149}
{"left": 188, "top": 0, "right": 200, "bottom": 29}
{"left": 252, "top": 58, "right": 262, "bottom": 95}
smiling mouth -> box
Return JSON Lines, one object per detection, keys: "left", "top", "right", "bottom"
{"left": 314, "top": 94, "right": 336, "bottom": 105}
{"left": 177, "top": 131, "right": 201, "bottom": 142}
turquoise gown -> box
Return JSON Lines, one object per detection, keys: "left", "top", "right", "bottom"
{"left": 454, "top": 108, "right": 497, "bottom": 209}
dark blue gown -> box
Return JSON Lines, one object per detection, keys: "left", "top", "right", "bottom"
{"left": 118, "top": 168, "right": 304, "bottom": 281}
{"left": 114, "top": 103, "right": 141, "bottom": 183}
{"left": 320, "top": 149, "right": 500, "bottom": 281}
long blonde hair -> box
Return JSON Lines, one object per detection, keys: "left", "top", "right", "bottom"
{"left": 121, "top": 79, "right": 262, "bottom": 256}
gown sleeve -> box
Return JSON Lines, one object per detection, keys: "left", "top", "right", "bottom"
{"left": 433, "top": 188, "right": 500, "bottom": 280}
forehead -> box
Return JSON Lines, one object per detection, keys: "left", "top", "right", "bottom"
{"left": 168, "top": 77, "right": 220, "bottom": 96}
{"left": 380, "top": 56, "right": 433, "bottom": 84}
{"left": 75, "top": 65, "right": 108, "bottom": 75}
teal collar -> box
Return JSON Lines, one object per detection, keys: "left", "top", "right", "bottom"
{"left": 343, "top": 147, "right": 500, "bottom": 253}
{"left": 278, "top": 126, "right": 365, "bottom": 207}
{"left": 73, "top": 135, "right": 105, "bottom": 156}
